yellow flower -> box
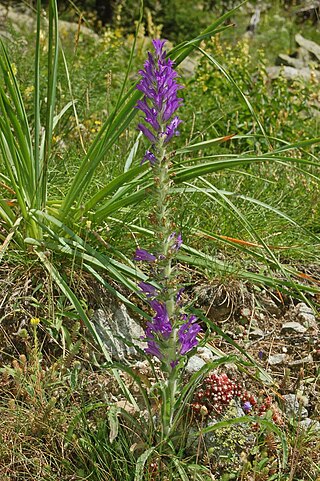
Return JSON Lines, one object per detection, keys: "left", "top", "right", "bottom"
{"left": 30, "top": 317, "right": 40, "bottom": 326}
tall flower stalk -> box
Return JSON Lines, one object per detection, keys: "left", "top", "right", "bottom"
{"left": 134, "top": 40, "right": 201, "bottom": 439}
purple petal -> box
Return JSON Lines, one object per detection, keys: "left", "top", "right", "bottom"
{"left": 169, "top": 232, "right": 183, "bottom": 250}
{"left": 178, "top": 315, "right": 201, "bottom": 355}
{"left": 152, "top": 39, "right": 167, "bottom": 58}
{"left": 145, "top": 340, "right": 162, "bottom": 359}
{"left": 176, "top": 288, "right": 184, "bottom": 304}
{"left": 134, "top": 248, "right": 157, "bottom": 262}
{"left": 137, "top": 123, "right": 156, "bottom": 143}
{"left": 149, "top": 300, "right": 172, "bottom": 339}
{"left": 164, "top": 116, "right": 182, "bottom": 143}
{"left": 242, "top": 401, "right": 252, "bottom": 413}
{"left": 142, "top": 150, "right": 157, "bottom": 166}
{"left": 138, "top": 282, "right": 158, "bottom": 297}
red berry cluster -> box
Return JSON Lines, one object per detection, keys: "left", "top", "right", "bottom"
{"left": 257, "top": 395, "right": 272, "bottom": 415}
{"left": 192, "top": 372, "right": 257, "bottom": 417}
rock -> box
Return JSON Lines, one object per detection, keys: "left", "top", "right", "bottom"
{"left": 281, "top": 321, "right": 307, "bottom": 334}
{"left": 185, "top": 355, "right": 206, "bottom": 373}
{"left": 296, "top": 47, "right": 311, "bottom": 64}
{"left": 249, "top": 327, "right": 265, "bottom": 339}
{"left": 276, "top": 53, "right": 304, "bottom": 69}
{"left": 0, "top": 5, "right": 34, "bottom": 32}
{"left": 268, "top": 353, "right": 287, "bottom": 366}
{"left": 0, "top": 30, "right": 14, "bottom": 42}
{"left": 300, "top": 418, "right": 320, "bottom": 432}
{"left": 295, "top": 33, "right": 320, "bottom": 62}
{"left": 283, "top": 394, "right": 308, "bottom": 419}
{"left": 289, "top": 354, "right": 313, "bottom": 367}
{"left": 294, "top": 302, "right": 318, "bottom": 331}
{"left": 197, "top": 346, "right": 215, "bottom": 363}
{"left": 0, "top": 4, "right": 98, "bottom": 39}
{"left": 180, "top": 56, "right": 199, "bottom": 78}
{"left": 92, "top": 304, "right": 145, "bottom": 361}
{"left": 266, "top": 66, "right": 318, "bottom": 81}
{"left": 259, "top": 296, "right": 281, "bottom": 316}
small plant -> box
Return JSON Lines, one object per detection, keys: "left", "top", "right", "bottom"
{"left": 191, "top": 372, "right": 256, "bottom": 417}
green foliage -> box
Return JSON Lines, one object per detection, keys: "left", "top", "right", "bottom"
{"left": 188, "top": 36, "right": 320, "bottom": 144}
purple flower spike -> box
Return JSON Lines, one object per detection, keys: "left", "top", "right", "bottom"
{"left": 178, "top": 315, "right": 201, "bottom": 355}
{"left": 242, "top": 401, "right": 252, "bottom": 413}
{"left": 134, "top": 248, "right": 157, "bottom": 262}
{"left": 136, "top": 39, "right": 183, "bottom": 164}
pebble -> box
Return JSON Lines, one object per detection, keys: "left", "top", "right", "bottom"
{"left": 268, "top": 353, "right": 287, "bottom": 365}
{"left": 281, "top": 321, "right": 307, "bottom": 334}
{"left": 283, "top": 394, "right": 308, "bottom": 419}
{"left": 249, "top": 328, "right": 265, "bottom": 339}
{"left": 299, "top": 418, "right": 320, "bottom": 432}
{"left": 289, "top": 354, "right": 313, "bottom": 367}
{"left": 185, "top": 355, "right": 206, "bottom": 373}
{"left": 197, "top": 346, "right": 215, "bottom": 362}
{"left": 294, "top": 302, "right": 318, "bottom": 331}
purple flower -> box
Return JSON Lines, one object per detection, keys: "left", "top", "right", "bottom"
{"left": 147, "top": 300, "right": 172, "bottom": 340}
{"left": 178, "top": 315, "right": 201, "bottom": 355}
{"left": 163, "top": 116, "right": 182, "bottom": 143}
{"left": 136, "top": 39, "right": 183, "bottom": 165}
{"left": 242, "top": 401, "right": 252, "bottom": 413}
{"left": 137, "top": 123, "right": 156, "bottom": 143}
{"left": 134, "top": 248, "right": 157, "bottom": 262}
{"left": 138, "top": 281, "right": 158, "bottom": 297}
{"left": 143, "top": 300, "right": 172, "bottom": 360}
{"left": 169, "top": 232, "right": 183, "bottom": 251}
{"left": 145, "top": 340, "right": 162, "bottom": 359}
{"left": 142, "top": 150, "right": 157, "bottom": 166}
{"left": 176, "top": 287, "right": 184, "bottom": 304}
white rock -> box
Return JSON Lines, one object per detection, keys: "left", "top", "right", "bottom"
{"left": 281, "top": 321, "right": 307, "bottom": 334}
{"left": 289, "top": 354, "right": 313, "bottom": 367}
{"left": 267, "top": 66, "right": 319, "bottom": 81}
{"left": 283, "top": 394, "right": 308, "bottom": 419}
{"left": 197, "top": 346, "right": 215, "bottom": 362}
{"left": 300, "top": 418, "right": 320, "bottom": 432}
{"left": 295, "top": 33, "right": 320, "bottom": 62}
{"left": 92, "top": 304, "right": 145, "bottom": 361}
{"left": 249, "top": 327, "right": 265, "bottom": 339}
{"left": 294, "top": 302, "right": 318, "bottom": 330}
{"left": 185, "top": 355, "right": 206, "bottom": 373}
{"left": 268, "top": 353, "right": 287, "bottom": 365}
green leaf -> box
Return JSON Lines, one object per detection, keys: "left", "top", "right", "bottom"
{"left": 134, "top": 448, "right": 156, "bottom": 481}
{"left": 108, "top": 405, "right": 120, "bottom": 443}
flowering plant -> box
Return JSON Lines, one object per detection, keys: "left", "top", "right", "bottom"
{"left": 133, "top": 39, "right": 202, "bottom": 438}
